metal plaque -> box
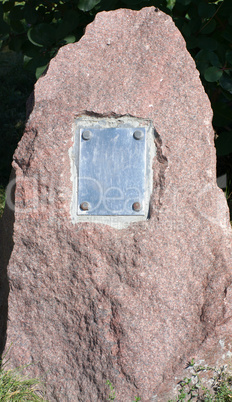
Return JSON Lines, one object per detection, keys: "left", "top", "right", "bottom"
{"left": 77, "top": 127, "right": 146, "bottom": 216}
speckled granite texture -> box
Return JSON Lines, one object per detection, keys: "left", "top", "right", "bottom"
{"left": 2, "top": 7, "right": 232, "bottom": 402}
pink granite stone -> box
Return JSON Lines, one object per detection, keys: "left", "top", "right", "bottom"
{"left": 1, "top": 6, "right": 232, "bottom": 401}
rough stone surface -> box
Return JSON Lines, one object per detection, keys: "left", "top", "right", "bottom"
{"left": 2, "top": 6, "right": 232, "bottom": 401}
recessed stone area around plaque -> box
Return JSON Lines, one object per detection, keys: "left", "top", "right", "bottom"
{"left": 70, "top": 115, "right": 156, "bottom": 229}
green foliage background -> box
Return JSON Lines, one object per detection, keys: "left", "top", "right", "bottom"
{"left": 0, "top": 0, "right": 232, "bottom": 214}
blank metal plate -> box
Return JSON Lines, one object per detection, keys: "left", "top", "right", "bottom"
{"left": 77, "top": 127, "right": 146, "bottom": 216}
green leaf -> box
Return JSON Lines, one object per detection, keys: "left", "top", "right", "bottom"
{"left": 77, "top": 0, "right": 101, "bottom": 12}
{"left": 216, "top": 42, "right": 227, "bottom": 64}
{"left": 200, "top": 19, "right": 216, "bottom": 35}
{"left": 10, "top": 19, "right": 25, "bottom": 33}
{"left": 8, "top": 35, "right": 24, "bottom": 52}
{"left": 226, "top": 50, "right": 232, "bottom": 65}
{"left": 121, "top": 0, "right": 148, "bottom": 5}
{"left": 194, "top": 50, "right": 221, "bottom": 75}
{"left": 23, "top": 55, "right": 32, "bottom": 67}
{"left": 176, "top": 0, "right": 192, "bottom": 5}
{"left": 220, "top": 0, "right": 232, "bottom": 18}
{"left": 204, "top": 66, "right": 222, "bottom": 82}
{"left": 27, "top": 28, "right": 43, "bottom": 47}
{"left": 63, "top": 35, "right": 76, "bottom": 44}
{"left": 208, "top": 51, "right": 221, "bottom": 68}
{"left": 213, "top": 103, "right": 232, "bottom": 127}
{"left": 195, "top": 50, "right": 220, "bottom": 67}
{"left": 197, "top": 36, "right": 218, "bottom": 51}
{"left": 198, "top": 2, "right": 216, "bottom": 18}
{"left": 2, "top": 1, "right": 15, "bottom": 12}
{"left": 21, "top": 41, "right": 40, "bottom": 58}
{"left": 24, "top": 5, "right": 38, "bottom": 25}
{"left": 64, "top": 9, "right": 80, "bottom": 28}
{"left": 195, "top": 50, "right": 210, "bottom": 74}
{"left": 56, "top": 10, "right": 79, "bottom": 40}
{"left": 0, "top": 18, "right": 10, "bottom": 35}
{"left": 181, "top": 23, "right": 191, "bottom": 37}
{"left": 167, "top": 0, "right": 176, "bottom": 11}
{"left": 188, "top": 17, "right": 202, "bottom": 34}
{"left": 36, "top": 64, "right": 48, "bottom": 80}
{"left": 219, "top": 74, "right": 232, "bottom": 94}
{"left": 9, "top": 5, "right": 24, "bottom": 20}
{"left": 215, "top": 131, "right": 232, "bottom": 156}
{"left": 36, "top": 5, "right": 46, "bottom": 21}
{"left": 186, "top": 36, "right": 198, "bottom": 50}
{"left": 28, "top": 23, "right": 56, "bottom": 47}
{"left": 25, "top": 54, "right": 50, "bottom": 73}
{"left": 222, "top": 27, "right": 232, "bottom": 43}
{"left": 94, "top": 0, "right": 118, "bottom": 11}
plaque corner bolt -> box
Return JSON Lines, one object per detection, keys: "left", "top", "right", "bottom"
{"left": 132, "top": 202, "right": 142, "bottom": 212}
{"left": 80, "top": 201, "right": 90, "bottom": 211}
{"left": 133, "top": 130, "right": 144, "bottom": 140}
{"left": 82, "top": 130, "right": 92, "bottom": 141}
